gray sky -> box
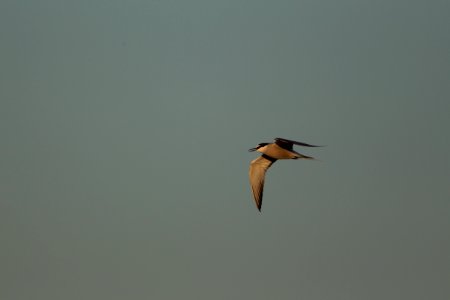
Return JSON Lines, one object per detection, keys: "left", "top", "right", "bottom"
{"left": 1, "top": 0, "right": 449, "bottom": 299}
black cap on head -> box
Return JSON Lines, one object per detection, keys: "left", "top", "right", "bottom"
{"left": 248, "top": 142, "right": 269, "bottom": 152}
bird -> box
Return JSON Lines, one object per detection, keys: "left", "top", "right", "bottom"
{"left": 248, "top": 137, "right": 321, "bottom": 211}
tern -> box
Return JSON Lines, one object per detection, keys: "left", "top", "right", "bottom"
{"left": 248, "top": 137, "right": 321, "bottom": 211}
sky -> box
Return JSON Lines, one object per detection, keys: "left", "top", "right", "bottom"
{"left": 1, "top": 0, "right": 449, "bottom": 299}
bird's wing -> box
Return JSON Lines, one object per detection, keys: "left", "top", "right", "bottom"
{"left": 249, "top": 155, "right": 277, "bottom": 211}
{"left": 274, "top": 137, "right": 321, "bottom": 148}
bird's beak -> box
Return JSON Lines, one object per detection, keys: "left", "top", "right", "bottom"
{"left": 248, "top": 147, "right": 257, "bottom": 152}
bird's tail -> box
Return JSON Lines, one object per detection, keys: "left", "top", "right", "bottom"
{"left": 291, "top": 150, "right": 314, "bottom": 160}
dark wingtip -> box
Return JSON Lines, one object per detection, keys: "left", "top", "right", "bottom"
{"left": 275, "top": 137, "right": 324, "bottom": 147}
{"left": 297, "top": 143, "right": 323, "bottom": 148}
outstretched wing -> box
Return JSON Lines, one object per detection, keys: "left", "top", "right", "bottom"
{"left": 249, "top": 155, "right": 277, "bottom": 211}
{"left": 274, "top": 137, "right": 321, "bottom": 149}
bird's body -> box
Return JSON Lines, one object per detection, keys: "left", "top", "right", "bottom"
{"left": 248, "top": 137, "right": 320, "bottom": 211}
{"left": 253, "top": 143, "right": 310, "bottom": 159}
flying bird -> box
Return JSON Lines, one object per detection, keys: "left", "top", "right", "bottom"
{"left": 248, "top": 137, "right": 321, "bottom": 211}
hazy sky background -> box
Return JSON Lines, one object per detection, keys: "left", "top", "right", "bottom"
{"left": 1, "top": 0, "right": 449, "bottom": 299}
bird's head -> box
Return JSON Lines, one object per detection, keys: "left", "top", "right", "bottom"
{"left": 248, "top": 143, "right": 269, "bottom": 152}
